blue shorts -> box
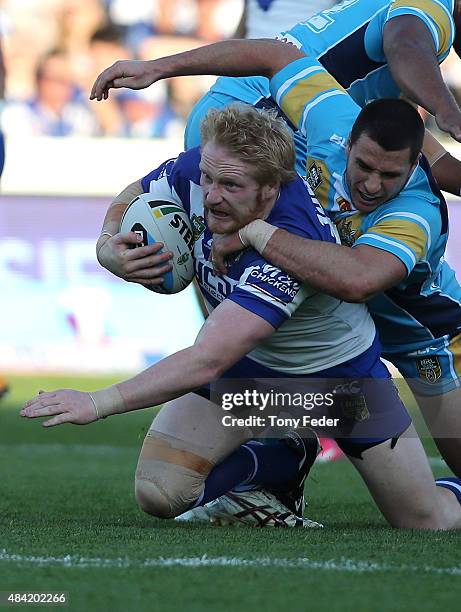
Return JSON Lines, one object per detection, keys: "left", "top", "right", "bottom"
{"left": 185, "top": 91, "right": 308, "bottom": 176}
{"left": 196, "top": 334, "right": 412, "bottom": 453}
{"left": 384, "top": 333, "right": 461, "bottom": 396}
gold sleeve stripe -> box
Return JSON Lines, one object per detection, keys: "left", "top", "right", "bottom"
{"left": 280, "top": 71, "right": 346, "bottom": 128}
{"left": 390, "top": 0, "right": 453, "bottom": 55}
{"left": 366, "top": 218, "right": 428, "bottom": 260}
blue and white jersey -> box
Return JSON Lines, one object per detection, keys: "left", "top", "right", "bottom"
{"left": 141, "top": 147, "right": 375, "bottom": 373}
{"left": 209, "top": 0, "right": 455, "bottom": 109}
{"left": 269, "top": 55, "right": 461, "bottom": 353}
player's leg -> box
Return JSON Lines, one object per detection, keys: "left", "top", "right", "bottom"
{"left": 347, "top": 424, "right": 461, "bottom": 529}
{"left": 415, "top": 388, "right": 461, "bottom": 477}
{"left": 135, "top": 391, "right": 316, "bottom": 519}
{"left": 134, "top": 392, "right": 253, "bottom": 518}
{"left": 386, "top": 334, "right": 461, "bottom": 477}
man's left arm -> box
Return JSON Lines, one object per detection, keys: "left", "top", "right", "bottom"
{"left": 383, "top": 13, "right": 461, "bottom": 141}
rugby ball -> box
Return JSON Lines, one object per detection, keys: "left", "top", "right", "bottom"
{"left": 120, "top": 194, "right": 195, "bottom": 294}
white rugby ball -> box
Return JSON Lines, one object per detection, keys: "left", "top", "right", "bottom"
{"left": 120, "top": 194, "right": 195, "bottom": 294}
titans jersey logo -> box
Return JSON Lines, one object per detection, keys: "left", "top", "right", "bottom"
{"left": 416, "top": 356, "right": 442, "bottom": 384}
{"left": 336, "top": 217, "right": 361, "bottom": 247}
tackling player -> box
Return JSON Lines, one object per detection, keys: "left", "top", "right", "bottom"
{"left": 90, "top": 0, "right": 461, "bottom": 196}
{"left": 21, "top": 105, "right": 461, "bottom": 530}
{"left": 203, "top": 55, "right": 461, "bottom": 487}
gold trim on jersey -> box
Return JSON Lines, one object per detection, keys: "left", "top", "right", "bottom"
{"left": 281, "top": 71, "right": 346, "bottom": 128}
{"left": 390, "top": 0, "right": 453, "bottom": 56}
{"left": 365, "top": 218, "right": 428, "bottom": 259}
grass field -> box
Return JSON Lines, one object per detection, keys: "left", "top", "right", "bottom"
{"left": 1, "top": 375, "right": 460, "bottom": 612}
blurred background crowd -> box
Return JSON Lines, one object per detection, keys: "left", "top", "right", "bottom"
{"left": 0, "top": 0, "right": 460, "bottom": 140}
{"left": 0, "top": 0, "right": 244, "bottom": 140}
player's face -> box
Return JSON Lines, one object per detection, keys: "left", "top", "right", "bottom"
{"left": 200, "top": 141, "right": 278, "bottom": 234}
{"left": 346, "top": 133, "right": 417, "bottom": 212}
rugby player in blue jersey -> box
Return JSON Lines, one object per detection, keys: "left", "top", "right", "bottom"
{"left": 91, "top": 0, "right": 461, "bottom": 195}
{"left": 21, "top": 105, "right": 461, "bottom": 529}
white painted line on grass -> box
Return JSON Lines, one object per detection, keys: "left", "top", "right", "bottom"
{"left": 1, "top": 550, "right": 460, "bottom": 575}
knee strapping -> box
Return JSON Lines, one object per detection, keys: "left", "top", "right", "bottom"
{"left": 135, "top": 434, "right": 213, "bottom": 518}
{"left": 135, "top": 461, "right": 206, "bottom": 518}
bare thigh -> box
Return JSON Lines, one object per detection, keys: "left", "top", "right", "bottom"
{"left": 348, "top": 424, "right": 461, "bottom": 529}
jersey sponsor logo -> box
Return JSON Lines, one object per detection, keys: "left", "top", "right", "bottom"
{"left": 191, "top": 214, "right": 206, "bottom": 241}
{"left": 196, "top": 260, "right": 237, "bottom": 302}
{"left": 416, "top": 356, "right": 442, "bottom": 384}
{"left": 246, "top": 264, "right": 300, "bottom": 298}
{"left": 330, "top": 134, "right": 347, "bottom": 148}
{"left": 306, "top": 161, "right": 324, "bottom": 192}
{"left": 306, "top": 158, "right": 331, "bottom": 210}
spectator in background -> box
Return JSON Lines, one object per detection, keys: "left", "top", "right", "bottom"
{"left": 0, "top": 0, "right": 243, "bottom": 138}
{"left": 117, "top": 88, "right": 182, "bottom": 138}
{"left": 87, "top": 25, "right": 132, "bottom": 135}
{"left": 55, "top": 0, "right": 106, "bottom": 56}
{"left": 2, "top": 49, "right": 99, "bottom": 137}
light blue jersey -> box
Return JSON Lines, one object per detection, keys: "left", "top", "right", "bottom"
{"left": 277, "top": 0, "right": 455, "bottom": 106}
{"left": 187, "top": 0, "right": 456, "bottom": 174}
{"left": 270, "top": 55, "right": 461, "bottom": 393}
{"left": 209, "top": 0, "right": 455, "bottom": 107}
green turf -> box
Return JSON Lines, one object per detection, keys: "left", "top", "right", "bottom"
{"left": 1, "top": 375, "right": 459, "bottom": 612}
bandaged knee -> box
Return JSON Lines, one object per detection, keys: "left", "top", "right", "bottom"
{"left": 134, "top": 394, "right": 253, "bottom": 518}
{"left": 135, "top": 432, "right": 216, "bottom": 518}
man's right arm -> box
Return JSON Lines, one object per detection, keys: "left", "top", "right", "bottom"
{"left": 90, "top": 39, "right": 303, "bottom": 100}
{"left": 383, "top": 10, "right": 461, "bottom": 141}
{"left": 214, "top": 223, "right": 406, "bottom": 303}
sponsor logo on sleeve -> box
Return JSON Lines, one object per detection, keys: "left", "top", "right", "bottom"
{"left": 245, "top": 264, "right": 301, "bottom": 300}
